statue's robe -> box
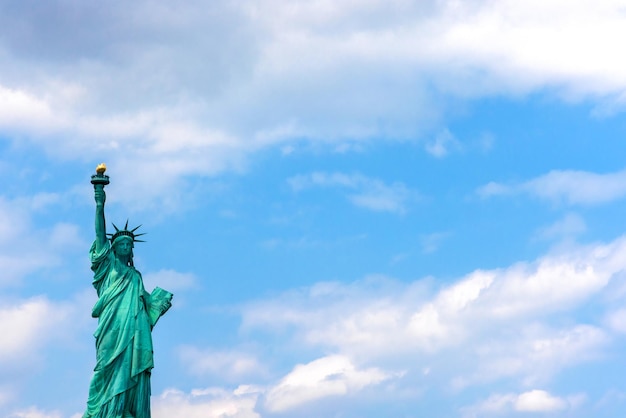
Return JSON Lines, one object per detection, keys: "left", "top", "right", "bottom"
{"left": 83, "top": 241, "right": 154, "bottom": 418}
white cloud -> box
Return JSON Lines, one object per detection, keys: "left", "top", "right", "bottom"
{"left": 2, "top": 1, "right": 625, "bottom": 208}
{"left": 473, "top": 247, "right": 614, "bottom": 320}
{"left": 525, "top": 169, "right": 626, "bottom": 205}
{"left": 461, "top": 324, "right": 607, "bottom": 388}
{"left": 0, "top": 296, "right": 77, "bottom": 363}
{"left": 478, "top": 168, "right": 626, "bottom": 206}
{"left": 288, "top": 172, "right": 418, "bottom": 214}
{"left": 264, "top": 355, "right": 390, "bottom": 413}
{"left": 241, "top": 235, "right": 626, "bottom": 391}
{"left": 464, "top": 392, "right": 517, "bottom": 416}
{"left": 241, "top": 276, "right": 421, "bottom": 356}
{"left": 0, "top": 85, "right": 66, "bottom": 134}
{"left": 515, "top": 389, "right": 567, "bottom": 412}
{"left": 425, "top": 128, "right": 462, "bottom": 158}
{"left": 152, "top": 386, "right": 261, "bottom": 418}
{"left": 463, "top": 389, "right": 583, "bottom": 417}
{"left": 250, "top": 0, "right": 626, "bottom": 100}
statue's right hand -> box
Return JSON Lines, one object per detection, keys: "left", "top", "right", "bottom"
{"left": 94, "top": 187, "right": 106, "bottom": 205}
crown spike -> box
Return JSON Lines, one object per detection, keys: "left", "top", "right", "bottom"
{"left": 130, "top": 224, "right": 143, "bottom": 233}
{"left": 124, "top": 219, "right": 129, "bottom": 230}
{"left": 112, "top": 223, "right": 120, "bottom": 232}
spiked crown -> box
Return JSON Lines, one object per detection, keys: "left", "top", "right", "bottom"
{"left": 107, "top": 220, "right": 146, "bottom": 244}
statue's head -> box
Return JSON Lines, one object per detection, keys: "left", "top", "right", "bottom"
{"left": 108, "top": 221, "right": 144, "bottom": 266}
{"left": 113, "top": 235, "right": 134, "bottom": 259}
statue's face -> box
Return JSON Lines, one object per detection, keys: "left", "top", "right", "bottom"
{"left": 114, "top": 238, "right": 133, "bottom": 257}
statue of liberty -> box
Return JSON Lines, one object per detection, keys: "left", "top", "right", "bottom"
{"left": 83, "top": 164, "right": 173, "bottom": 418}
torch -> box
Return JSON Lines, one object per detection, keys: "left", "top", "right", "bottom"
{"left": 91, "top": 163, "right": 110, "bottom": 189}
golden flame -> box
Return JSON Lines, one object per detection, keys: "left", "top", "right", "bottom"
{"left": 96, "top": 163, "right": 107, "bottom": 175}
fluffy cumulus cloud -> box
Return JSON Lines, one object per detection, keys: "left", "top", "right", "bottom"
{"left": 0, "top": 85, "right": 59, "bottom": 132}
{"left": 241, "top": 234, "right": 626, "bottom": 400}
{"left": 0, "top": 297, "right": 70, "bottom": 362}
{"left": 515, "top": 390, "right": 568, "bottom": 412}
{"left": 462, "top": 389, "right": 585, "bottom": 417}
{"left": 2, "top": 0, "right": 626, "bottom": 207}
{"left": 152, "top": 387, "right": 261, "bottom": 418}
{"left": 264, "top": 355, "right": 390, "bottom": 413}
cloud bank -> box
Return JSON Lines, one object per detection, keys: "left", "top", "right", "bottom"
{"left": 2, "top": 0, "right": 626, "bottom": 208}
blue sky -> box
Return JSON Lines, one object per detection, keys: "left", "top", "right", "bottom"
{"left": 2, "top": 0, "right": 626, "bottom": 417}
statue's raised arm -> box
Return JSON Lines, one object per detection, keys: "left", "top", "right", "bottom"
{"left": 91, "top": 163, "right": 109, "bottom": 252}
{"left": 94, "top": 186, "right": 107, "bottom": 251}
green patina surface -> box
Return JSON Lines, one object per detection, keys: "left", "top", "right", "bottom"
{"left": 84, "top": 168, "right": 172, "bottom": 418}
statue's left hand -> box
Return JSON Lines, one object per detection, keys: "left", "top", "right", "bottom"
{"left": 160, "top": 300, "right": 172, "bottom": 314}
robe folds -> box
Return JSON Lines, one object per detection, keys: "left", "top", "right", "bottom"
{"left": 83, "top": 241, "right": 154, "bottom": 418}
